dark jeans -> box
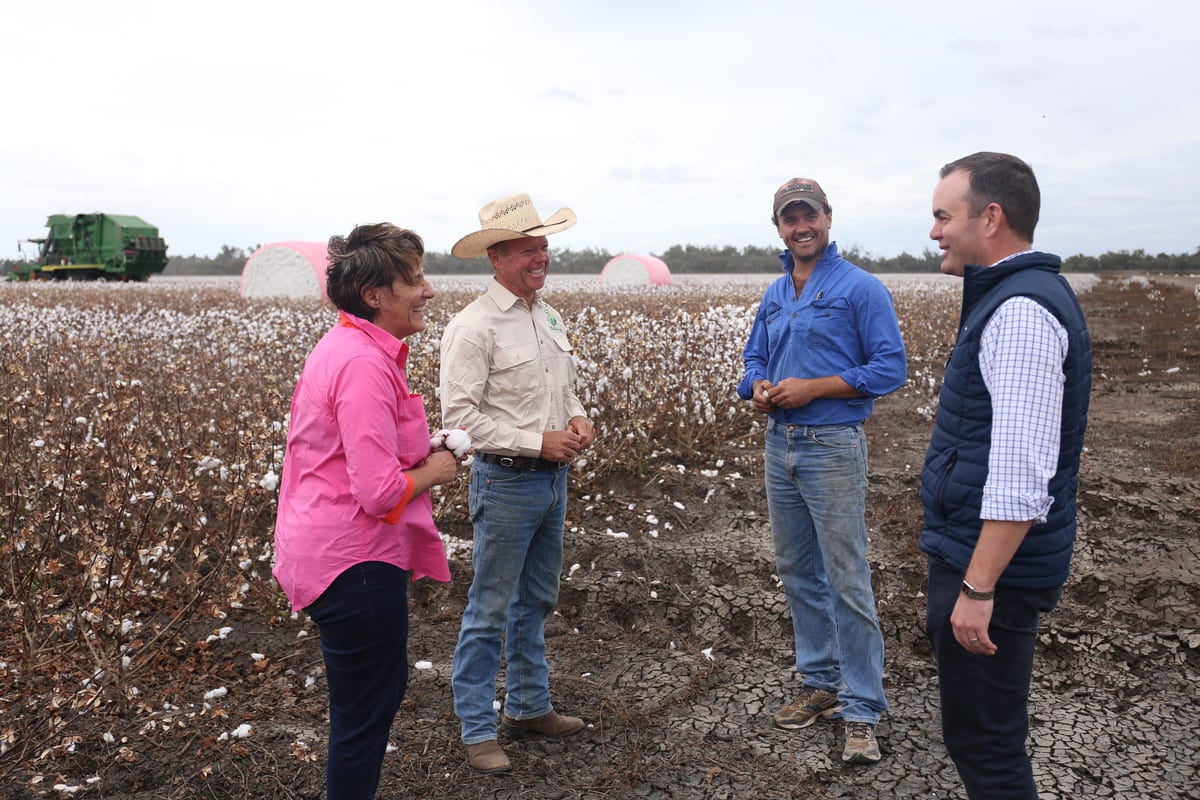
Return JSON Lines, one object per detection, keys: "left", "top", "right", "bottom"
{"left": 305, "top": 561, "right": 410, "bottom": 800}
{"left": 926, "top": 557, "right": 1061, "bottom": 800}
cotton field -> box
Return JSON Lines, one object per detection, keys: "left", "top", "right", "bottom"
{"left": 0, "top": 271, "right": 1063, "bottom": 769}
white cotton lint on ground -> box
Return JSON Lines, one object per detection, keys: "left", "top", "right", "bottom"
{"left": 414, "top": 661, "right": 433, "bottom": 670}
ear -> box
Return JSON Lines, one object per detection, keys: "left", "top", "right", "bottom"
{"left": 361, "top": 286, "right": 381, "bottom": 310}
{"left": 982, "top": 202, "right": 1005, "bottom": 237}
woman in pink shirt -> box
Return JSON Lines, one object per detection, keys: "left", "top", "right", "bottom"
{"left": 273, "top": 223, "right": 464, "bottom": 800}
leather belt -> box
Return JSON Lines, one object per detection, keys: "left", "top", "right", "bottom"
{"left": 477, "top": 452, "right": 568, "bottom": 471}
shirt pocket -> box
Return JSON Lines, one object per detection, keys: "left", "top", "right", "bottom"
{"left": 394, "top": 394, "right": 431, "bottom": 469}
{"left": 546, "top": 327, "right": 573, "bottom": 354}
{"left": 806, "top": 296, "right": 853, "bottom": 351}
{"left": 490, "top": 343, "right": 541, "bottom": 396}
{"left": 762, "top": 302, "right": 787, "bottom": 350}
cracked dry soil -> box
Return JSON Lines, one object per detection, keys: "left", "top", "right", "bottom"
{"left": 9, "top": 276, "right": 1199, "bottom": 799}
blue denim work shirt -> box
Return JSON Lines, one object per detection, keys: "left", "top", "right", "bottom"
{"left": 738, "top": 242, "right": 908, "bottom": 426}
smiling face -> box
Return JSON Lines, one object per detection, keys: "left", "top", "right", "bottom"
{"left": 775, "top": 202, "right": 832, "bottom": 267}
{"left": 364, "top": 268, "right": 434, "bottom": 340}
{"left": 489, "top": 235, "right": 551, "bottom": 303}
{"left": 930, "top": 169, "right": 988, "bottom": 277}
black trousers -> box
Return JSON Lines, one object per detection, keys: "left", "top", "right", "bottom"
{"left": 926, "top": 557, "right": 1061, "bottom": 800}
{"left": 306, "top": 561, "right": 410, "bottom": 800}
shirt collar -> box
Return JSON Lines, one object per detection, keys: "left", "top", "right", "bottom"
{"left": 990, "top": 249, "right": 1038, "bottom": 267}
{"left": 337, "top": 310, "right": 409, "bottom": 367}
{"left": 486, "top": 278, "right": 537, "bottom": 311}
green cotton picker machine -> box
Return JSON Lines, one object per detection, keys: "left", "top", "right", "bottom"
{"left": 9, "top": 213, "right": 168, "bottom": 281}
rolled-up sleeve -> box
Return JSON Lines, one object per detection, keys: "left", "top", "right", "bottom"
{"left": 738, "top": 298, "right": 772, "bottom": 400}
{"left": 331, "top": 356, "right": 414, "bottom": 518}
{"left": 839, "top": 283, "right": 907, "bottom": 398}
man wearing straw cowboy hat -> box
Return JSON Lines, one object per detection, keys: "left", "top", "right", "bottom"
{"left": 440, "top": 192, "right": 596, "bottom": 774}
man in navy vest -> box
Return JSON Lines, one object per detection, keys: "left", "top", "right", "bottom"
{"left": 921, "top": 152, "right": 1092, "bottom": 799}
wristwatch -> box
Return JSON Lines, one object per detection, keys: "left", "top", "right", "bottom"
{"left": 961, "top": 579, "right": 995, "bottom": 601}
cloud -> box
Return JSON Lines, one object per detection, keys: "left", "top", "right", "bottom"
{"left": 2, "top": 1, "right": 1199, "bottom": 260}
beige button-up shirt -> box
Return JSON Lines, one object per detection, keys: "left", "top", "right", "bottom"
{"left": 439, "top": 279, "right": 587, "bottom": 457}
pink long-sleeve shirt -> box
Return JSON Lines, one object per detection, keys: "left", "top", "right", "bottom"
{"left": 273, "top": 312, "right": 450, "bottom": 611}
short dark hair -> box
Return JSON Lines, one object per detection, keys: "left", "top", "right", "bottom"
{"left": 940, "top": 152, "right": 1040, "bottom": 242}
{"left": 325, "top": 224, "right": 425, "bottom": 320}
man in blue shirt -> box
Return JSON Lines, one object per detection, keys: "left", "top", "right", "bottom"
{"left": 921, "top": 152, "right": 1091, "bottom": 799}
{"left": 738, "top": 177, "right": 907, "bottom": 764}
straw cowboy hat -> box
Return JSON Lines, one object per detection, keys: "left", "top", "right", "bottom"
{"left": 451, "top": 193, "right": 577, "bottom": 259}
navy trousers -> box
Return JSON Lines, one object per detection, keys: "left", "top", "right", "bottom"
{"left": 305, "top": 561, "right": 410, "bottom": 800}
{"left": 926, "top": 557, "right": 1061, "bottom": 800}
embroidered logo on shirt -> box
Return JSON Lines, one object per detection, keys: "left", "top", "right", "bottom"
{"left": 544, "top": 308, "right": 562, "bottom": 331}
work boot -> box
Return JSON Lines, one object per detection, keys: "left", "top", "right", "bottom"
{"left": 500, "top": 710, "right": 585, "bottom": 738}
{"left": 465, "top": 739, "right": 511, "bottom": 773}
{"left": 842, "top": 721, "right": 882, "bottom": 764}
{"left": 773, "top": 686, "right": 842, "bottom": 730}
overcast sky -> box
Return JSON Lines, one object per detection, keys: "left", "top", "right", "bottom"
{"left": 3, "top": 1, "right": 1198, "bottom": 262}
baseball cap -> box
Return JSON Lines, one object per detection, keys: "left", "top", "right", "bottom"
{"left": 773, "top": 178, "right": 829, "bottom": 218}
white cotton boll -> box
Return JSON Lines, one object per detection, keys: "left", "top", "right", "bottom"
{"left": 204, "top": 687, "right": 228, "bottom": 700}
{"left": 701, "top": 647, "right": 714, "bottom": 661}
{"left": 414, "top": 660, "right": 433, "bottom": 670}
{"left": 228, "top": 723, "right": 253, "bottom": 739}
{"left": 258, "top": 470, "right": 279, "bottom": 491}
{"left": 431, "top": 428, "right": 472, "bottom": 457}
{"left": 443, "top": 429, "right": 472, "bottom": 457}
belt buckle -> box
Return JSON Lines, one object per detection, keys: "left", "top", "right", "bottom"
{"left": 499, "top": 456, "right": 516, "bottom": 468}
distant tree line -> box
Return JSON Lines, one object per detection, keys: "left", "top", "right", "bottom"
{"left": 423, "top": 244, "right": 947, "bottom": 274}
{"left": 6, "top": 243, "right": 1200, "bottom": 278}
{"left": 1059, "top": 248, "right": 1200, "bottom": 273}
{"left": 162, "top": 245, "right": 258, "bottom": 276}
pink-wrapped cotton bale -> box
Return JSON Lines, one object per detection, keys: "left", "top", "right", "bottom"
{"left": 240, "top": 241, "right": 330, "bottom": 301}
{"left": 599, "top": 254, "right": 673, "bottom": 287}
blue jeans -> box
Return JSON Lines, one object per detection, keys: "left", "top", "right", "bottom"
{"left": 764, "top": 420, "right": 887, "bottom": 724}
{"left": 452, "top": 459, "right": 568, "bottom": 744}
{"left": 304, "top": 561, "right": 409, "bottom": 800}
{"left": 926, "top": 557, "right": 1061, "bottom": 800}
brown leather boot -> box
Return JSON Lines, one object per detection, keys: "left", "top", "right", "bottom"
{"left": 500, "top": 710, "right": 585, "bottom": 738}
{"left": 465, "top": 739, "right": 511, "bottom": 773}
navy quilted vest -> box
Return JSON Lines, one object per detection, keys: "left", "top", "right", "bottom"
{"left": 919, "top": 253, "right": 1092, "bottom": 588}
